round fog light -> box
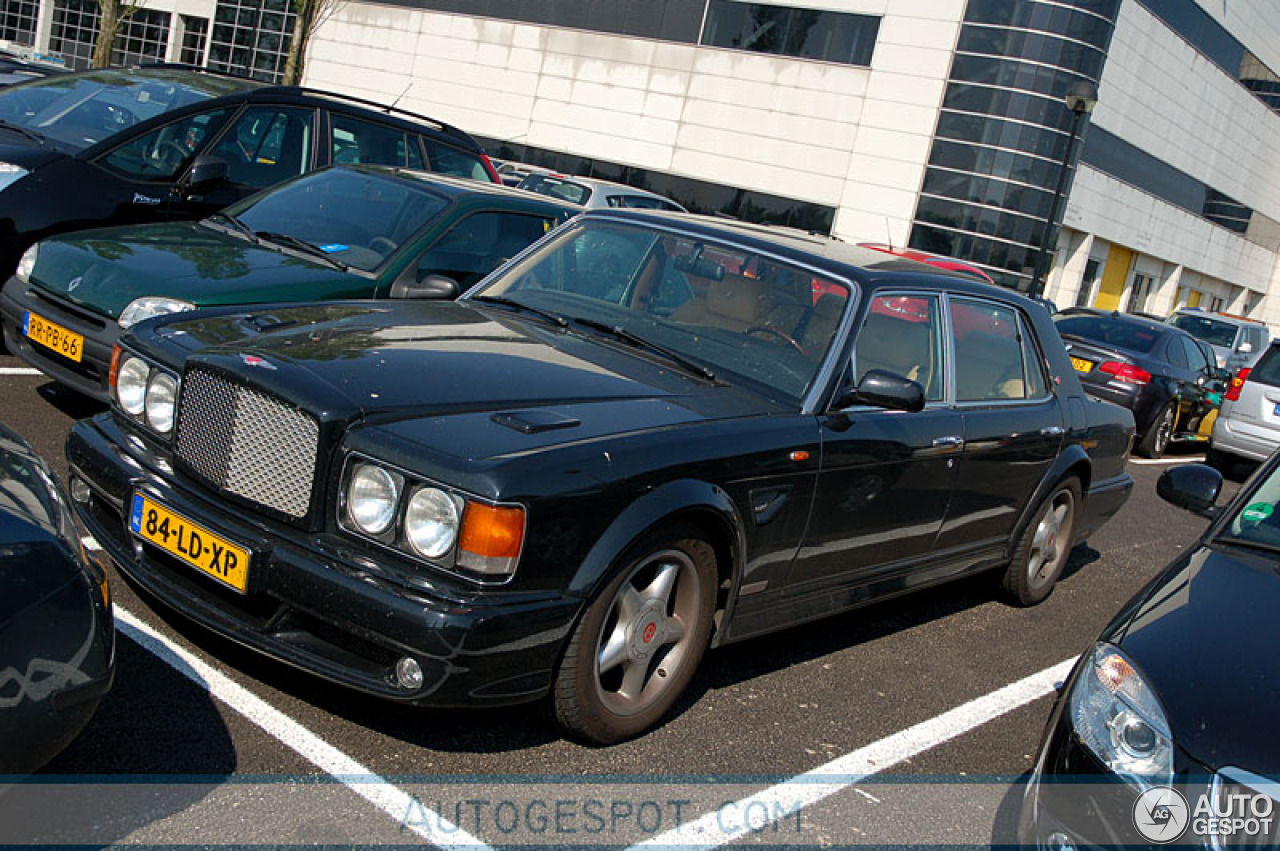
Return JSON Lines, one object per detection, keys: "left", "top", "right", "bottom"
{"left": 395, "top": 656, "right": 424, "bottom": 690}
{"left": 70, "top": 477, "right": 91, "bottom": 504}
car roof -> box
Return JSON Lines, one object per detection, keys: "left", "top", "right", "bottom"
{"left": 1170, "top": 308, "right": 1265, "bottom": 327}
{"left": 337, "top": 164, "right": 582, "bottom": 210}
{"left": 1056, "top": 307, "right": 1176, "bottom": 333}
{"left": 585, "top": 209, "right": 1037, "bottom": 302}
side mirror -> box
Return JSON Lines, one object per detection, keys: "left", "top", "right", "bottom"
{"left": 188, "top": 154, "right": 228, "bottom": 191}
{"left": 1156, "top": 464, "right": 1222, "bottom": 519}
{"left": 1239, "top": 341, "right": 1254, "bottom": 354}
{"left": 832, "top": 369, "right": 925, "bottom": 413}
{"left": 390, "top": 273, "right": 460, "bottom": 300}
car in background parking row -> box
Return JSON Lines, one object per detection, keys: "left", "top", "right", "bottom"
{"left": 2, "top": 165, "right": 578, "bottom": 402}
{"left": 1209, "top": 338, "right": 1280, "bottom": 471}
{"left": 1168, "top": 307, "right": 1269, "bottom": 374}
{"left": 517, "top": 172, "right": 686, "bottom": 212}
{"left": 0, "top": 65, "right": 499, "bottom": 279}
{"left": 1055, "top": 307, "right": 1222, "bottom": 458}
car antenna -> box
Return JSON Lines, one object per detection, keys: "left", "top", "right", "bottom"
{"left": 885, "top": 217, "right": 893, "bottom": 251}
{"left": 388, "top": 80, "right": 414, "bottom": 112}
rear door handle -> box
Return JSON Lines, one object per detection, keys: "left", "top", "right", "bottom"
{"left": 932, "top": 435, "right": 964, "bottom": 448}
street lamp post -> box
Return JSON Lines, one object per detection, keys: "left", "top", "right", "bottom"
{"left": 1027, "top": 79, "right": 1099, "bottom": 301}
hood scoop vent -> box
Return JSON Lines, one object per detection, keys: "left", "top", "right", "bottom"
{"left": 491, "top": 410, "right": 581, "bottom": 434}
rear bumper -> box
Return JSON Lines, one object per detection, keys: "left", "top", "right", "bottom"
{"left": 67, "top": 413, "right": 583, "bottom": 707}
{"left": 1211, "top": 412, "right": 1280, "bottom": 463}
{"left": 1, "top": 275, "right": 118, "bottom": 402}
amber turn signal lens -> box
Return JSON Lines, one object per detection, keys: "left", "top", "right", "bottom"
{"left": 108, "top": 344, "right": 123, "bottom": 390}
{"left": 459, "top": 503, "right": 525, "bottom": 559}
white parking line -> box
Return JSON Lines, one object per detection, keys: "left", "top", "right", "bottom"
{"left": 115, "top": 606, "right": 494, "bottom": 851}
{"left": 628, "top": 656, "right": 1078, "bottom": 850}
{"left": 1128, "top": 455, "right": 1206, "bottom": 465}
{"left": 0, "top": 367, "right": 41, "bottom": 375}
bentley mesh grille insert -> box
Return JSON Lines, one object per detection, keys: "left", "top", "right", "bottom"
{"left": 174, "top": 367, "right": 319, "bottom": 519}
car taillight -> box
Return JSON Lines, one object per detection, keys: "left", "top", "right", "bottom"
{"left": 1099, "top": 361, "right": 1151, "bottom": 385}
{"left": 1225, "top": 367, "right": 1251, "bottom": 402}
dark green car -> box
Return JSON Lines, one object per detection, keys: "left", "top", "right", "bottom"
{"left": 1, "top": 165, "right": 579, "bottom": 401}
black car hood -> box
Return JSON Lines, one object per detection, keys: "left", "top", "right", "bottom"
{"left": 152, "top": 301, "right": 770, "bottom": 461}
{"left": 1106, "top": 543, "right": 1280, "bottom": 777}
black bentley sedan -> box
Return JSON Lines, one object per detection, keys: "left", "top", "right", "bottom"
{"left": 1, "top": 422, "right": 114, "bottom": 773}
{"left": 66, "top": 211, "right": 1135, "bottom": 743}
{"left": 1055, "top": 308, "right": 1221, "bottom": 458}
{"left": 1020, "top": 459, "right": 1279, "bottom": 848}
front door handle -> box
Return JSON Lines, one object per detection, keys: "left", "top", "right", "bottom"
{"left": 932, "top": 435, "right": 964, "bottom": 448}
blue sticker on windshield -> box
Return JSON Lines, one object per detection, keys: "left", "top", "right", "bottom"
{"left": 318, "top": 244, "right": 350, "bottom": 253}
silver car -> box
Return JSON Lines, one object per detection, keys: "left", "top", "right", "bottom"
{"left": 517, "top": 173, "right": 686, "bottom": 212}
{"left": 1209, "top": 340, "right": 1280, "bottom": 468}
{"left": 1168, "top": 308, "right": 1269, "bottom": 374}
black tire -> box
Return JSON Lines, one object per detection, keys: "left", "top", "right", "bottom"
{"left": 1001, "top": 479, "right": 1080, "bottom": 607}
{"left": 1137, "top": 403, "right": 1175, "bottom": 459}
{"left": 552, "top": 524, "right": 716, "bottom": 745}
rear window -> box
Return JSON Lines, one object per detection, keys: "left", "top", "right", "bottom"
{"left": 519, "top": 174, "right": 592, "bottom": 205}
{"left": 1248, "top": 344, "right": 1280, "bottom": 388}
{"left": 1168, "top": 314, "right": 1241, "bottom": 348}
{"left": 1055, "top": 315, "right": 1162, "bottom": 353}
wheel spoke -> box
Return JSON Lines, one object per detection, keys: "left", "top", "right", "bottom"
{"left": 616, "top": 584, "right": 645, "bottom": 623}
{"left": 642, "top": 562, "right": 680, "bottom": 608}
{"left": 597, "top": 626, "right": 628, "bottom": 674}
{"left": 620, "top": 658, "right": 649, "bottom": 698}
{"left": 662, "top": 615, "right": 686, "bottom": 645}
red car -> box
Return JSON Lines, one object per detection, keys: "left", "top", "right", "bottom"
{"left": 857, "top": 243, "right": 996, "bottom": 283}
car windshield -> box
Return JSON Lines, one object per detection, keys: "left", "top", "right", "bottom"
{"left": 0, "top": 70, "right": 258, "bottom": 149}
{"left": 467, "top": 219, "right": 853, "bottom": 401}
{"left": 1168, "top": 314, "right": 1240, "bottom": 348}
{"left": 1055, "top": 315, "right": 1162, "bottom": 353}
{"left": 520, "top": 174, "right": 593, "bottom": 205}
{"left": 220, "top": 168, "right": 450, "bottom": 272}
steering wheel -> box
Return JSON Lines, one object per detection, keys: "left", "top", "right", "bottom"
{"left": 368, "top": 236, "right": 398, "bottom": 257}
{"left": 746, "top": 325, "right": 807, "bottom": 356}
{"left": 154, "top": 142, "right": 190, "bottom": 174}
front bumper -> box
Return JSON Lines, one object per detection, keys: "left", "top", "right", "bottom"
{"left": 67, "top": 413, "right": 583, "bottom": 707}
{"left": 1, "top": 275, "right": 118, "bottom": 402}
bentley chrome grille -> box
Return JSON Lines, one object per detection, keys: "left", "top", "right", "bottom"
{"left": 174, "top": 367, "right": 320, "bottom": 519}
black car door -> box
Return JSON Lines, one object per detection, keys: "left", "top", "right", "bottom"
{"left": 934, "top": 296, "right": 1063, "bottom": 553}
{"left": 1174, "top": 333, "right": 1215, "bottom": 437}
{"left": 1161, "top": 332, "right": 1210, "bottom": 439}
{"left": 784, "top": 291, "right": 961, "bottom": 593}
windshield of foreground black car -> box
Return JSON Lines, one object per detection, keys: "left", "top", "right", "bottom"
{"left": 212, "top": 168, "right": 449, "bottom": 273}
{"left": 469, "top": 219, "right": 852, "bottom": 401}
{"left": 1221, "top": 462, "right": 1280, "bottom": 553}
{"left": 0, "top": 71, "right": 253, "bottom": 149}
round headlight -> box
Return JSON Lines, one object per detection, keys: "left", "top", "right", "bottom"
{"left": 145, "top": 371, "right": 178, "bottom": 433}
{"left": 346, "top": 464, "right": 400, "bottom": 535}
{"left": 15, "top": 243, "right": 38, "bottom": 283}
{"left": 116, "top": 356, "right": 150, "bottom": 416}
{"left": 404, "top": 487, "right": 459, "bottom": 558}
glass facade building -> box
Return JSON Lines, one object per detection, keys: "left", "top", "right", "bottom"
{"left": 908, "top": 0, "right": 1120, "bottom": 291}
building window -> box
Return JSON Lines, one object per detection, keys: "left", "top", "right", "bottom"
{"left": 1126, "top": 273, "right": 1153, "bottom": 314}
{"left": 180, "top": 16, "right": 209, "bottom": 65}
{"left": 0, "top": 0, "right": 40, "bottom": 45}
{"left": 700, "top": 1, "right": 879, "bottom": 66}
{"left": 49, "top": 0, "right": 170, "bottom": 70}
{"left": 1075, "top": 257, "right": 1102, "bottom": 307}
{"left": 208, "top": 0, "right": 295, "bottom": 83}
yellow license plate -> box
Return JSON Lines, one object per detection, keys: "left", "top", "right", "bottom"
{"left": 129, "top": 493, "right": 250, "bottom": 593}
{"left": 1070, "top": 356, "right": 1094, "bottom": 373}
{"left": 23, "top": 310, "right": 84, "bottom": 362}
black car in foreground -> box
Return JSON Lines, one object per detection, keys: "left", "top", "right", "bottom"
{"left": 0, "top": 422, "right": 114, "bottom": 773}
{"left": 67, "top": 211, "right": 1134, "bottom": 743}
{"left": 1020, "top": 458, "right": 1279, "bottom": 848}
{"left": 1055, "top": 308, "right": 1221, "bottom": 458}
{"left": 0, "top": 66, "right": 498, "bottom": 278}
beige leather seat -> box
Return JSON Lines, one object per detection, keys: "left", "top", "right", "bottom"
{"left": 670, "top": 273, "right": 771, "bottom": 332}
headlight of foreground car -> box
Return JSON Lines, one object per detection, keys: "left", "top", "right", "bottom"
{"left": 118, "top": 296, "right": 196, "bottom": 329}
{"left": 15, "top": 243, "right": 37, "bottom": 283}
{"left": 0, "top": 161, "right": 29, "bottom": 193}
{"left": 1068, "top": 643, "right": 1174, "bottom": 791}
{"left": 342, "top": 458, "right": 524, "bottom": 581}
{"left": 111, "top": 348, "right": 179, "bottom": 436}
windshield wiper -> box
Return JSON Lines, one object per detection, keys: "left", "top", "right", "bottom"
{"left": 207, "top": 212, "right": 259, "bottom": 244}
{"left": 471, "top": 295, "right": 568, "bottom": 328}
{"left": 572, "top": 317, "right": 716, "bottom": 381}
{"left": 0, "top": 119, "right": 45, "bottom": 145}
{"left": 255, "top": 230, "right": 349, "bottom": 272}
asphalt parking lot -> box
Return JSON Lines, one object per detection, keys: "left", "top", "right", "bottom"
{"left": 1, "top": 354, "right": 1238, "bottom": 848}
